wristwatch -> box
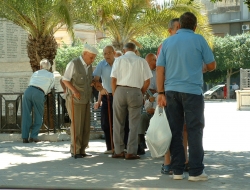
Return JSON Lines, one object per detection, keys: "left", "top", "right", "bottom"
{"left": 158, "top": 92, "right": 165, "bottom": 94}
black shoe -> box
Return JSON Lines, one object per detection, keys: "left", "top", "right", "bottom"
{"left": 161, "top": 164, "right": 173, "bottom": 175}
{"left": 23, "top": 139, "right": 29, "bottom": 143}
{"left": 81, "top": 153, "right": 92, "bottom": 157}
{"left": 29, "top": 138, "right": 40, "bottom": 143}
{"left": 71, "top": 153, "right": 84, "bottom": 158}
{"left": 137, "top": 144, "right": 145, "bottom": 155}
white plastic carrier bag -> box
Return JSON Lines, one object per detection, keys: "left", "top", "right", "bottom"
{"left": 145, "top": 106, "right": 172, "bottom": 158}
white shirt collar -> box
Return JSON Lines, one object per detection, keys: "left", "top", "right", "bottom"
{"left": 124, "top": 51, "right": 136, "bottom": 56}
{"left": 79, "top": 56, "right": 90, "bottom": 69}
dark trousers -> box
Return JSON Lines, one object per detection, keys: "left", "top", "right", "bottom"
{"left": 101, "top": 94, "right": 113, "bottom": 150}
{"left": 166, "top": 91, "right": 205, "bottom": 176}
{"left": 101, "top": 94, "right": 129, "bottom": 150}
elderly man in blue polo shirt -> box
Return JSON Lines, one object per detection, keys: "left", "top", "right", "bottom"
{"left": 93, "top": 45, "right": 116, "bottom": 154}
{"left": 157, "top": 12, "right": 216, "bottom": 181}
{"left": 22, "top": 59, "right": 55, "bottom": 143}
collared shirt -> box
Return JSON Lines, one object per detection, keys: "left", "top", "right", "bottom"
{"left": 29, "top": 69, "right": 55, "bottom": 95}
{"left": 93, "top": 59, "right": 113, "bottom": 93}
{"left": 232, "top": 84, "right": 239, "bottom": 90}
{"left": 63, "top": 56, "right": 90, "bottom": 81}
{"left": 157, "top": 29, "right": 215, "bottom": 95}
{"left": 110, "top": 51, "right": 152, "bottom": 88}
{"left": 148, "top": 69, "right": 156, "bottom": 90}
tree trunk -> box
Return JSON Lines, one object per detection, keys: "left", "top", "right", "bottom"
{"left": 226, "top": 69, "right": 231, "bottom": 99}
{"left": 27, "top": 34, "right": 58, "bottom": 72}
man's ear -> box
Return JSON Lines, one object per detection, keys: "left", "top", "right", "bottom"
{"left": 193, "top": 25, "right": 197, "bottom": 32}
{"left": 167, "top": 28, "right": 171, "bottom": 34}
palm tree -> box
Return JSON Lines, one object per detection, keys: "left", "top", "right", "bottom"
{"left": 89, "top": 0, "right": 213, "bottom": 51}
{"left": 0, "top": 0, "right": 91, "bottom": 131}
{"left": 0, "top": 0, "right": 89, "bottom": 72}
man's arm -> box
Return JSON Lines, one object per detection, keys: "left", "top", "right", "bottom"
{"left": 156, "top": 66, "right": 166, "bottom": 107}
{"left": 62, "top": 80, "right": 80, "bottom": 100}
{"left": 203, "top": 61, "right": 216, "bottom": 73}
{"left": 141, "top": 79, "right": 150, "bottom": 94}
{"left": 111, "top": 77, "right": 117, "bottom": 95}
{"left": 92, "top": 75, "right": 108, "bottom": 95}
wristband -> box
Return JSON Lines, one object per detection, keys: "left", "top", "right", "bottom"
{"left": 158, "top": 92, "right": 165, "bottom": 94}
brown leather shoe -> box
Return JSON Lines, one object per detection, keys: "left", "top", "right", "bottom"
{"left": 125, "top": 154, "right": 140, "bottom": 160}
{"left": 112, "top": 152, "right": 125, "bottom": 158}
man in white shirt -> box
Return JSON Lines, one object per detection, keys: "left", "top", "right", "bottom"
{"left": 232, "top": 82, "right": 239, "bottom": 91}
{"left": 62, "top": 43, "right": 98, "bottom": 158}
{"left": 232, "top": 82, "right": 239, "bottom": 99}
{"left": 111, "top": 42, "right": 152, "bottom": 159}
{"left": 22, "top": 59, "right": 55, "bottom": 143}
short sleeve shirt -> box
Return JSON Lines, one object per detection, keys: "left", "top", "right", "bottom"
{"left": 93, "top": 59, "right": 113, "bottom": 93}
{"left": 156, "top": 29, "right": 215, "bottom": 95}
{"left": 111, "top": 51, "right": 152, "bottom": 88}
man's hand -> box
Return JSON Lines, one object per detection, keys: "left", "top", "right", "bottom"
{"left": 91, "top": 80, "right": 103, "bottom": 91}
{"left": 73, "top": 89, "right": 80, "bottom": 100}
{"left": 147, "top": 108, "right": 155, "bottom": 115}
{"left": 149, "top": 96, "right": 155, "bottom": 102}
{"left": 94, "top": 102, "right": 101, "bottom": 110}
{"left": 157, "top": 94, "right": 167, "bottom": 107}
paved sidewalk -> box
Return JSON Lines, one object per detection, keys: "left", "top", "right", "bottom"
{"left": 0, "top": 101, "right": 250, "bottom": 189}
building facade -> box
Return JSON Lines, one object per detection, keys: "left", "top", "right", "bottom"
{"left": 201, "top": 0, "right": 250, "bottom": 36}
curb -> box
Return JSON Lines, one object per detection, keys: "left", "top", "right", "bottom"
{"left": 0, "top": 131, "right": 104, "bottom": 142}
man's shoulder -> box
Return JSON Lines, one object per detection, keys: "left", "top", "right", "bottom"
{"left": 72, "top": 56, "right": 81, "bottom": 63}
{"left": 97, "top": 59, "right": 107, "bottom": 66}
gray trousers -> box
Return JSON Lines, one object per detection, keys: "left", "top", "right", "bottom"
{"left": 113, "top": 86, "right": 143, "bottom": 154}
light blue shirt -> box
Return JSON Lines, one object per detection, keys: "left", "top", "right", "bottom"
{"left": 157, "top": 29, "right": 215, "bottom": 95}
{"left": 148, "top": 69, "right": 156, "bottom": 90}
{"left": 93, "top": 59, "right": 113, "bottom": 93}
{"left": 29, "top": 69, "right": 55, "bottom": 95}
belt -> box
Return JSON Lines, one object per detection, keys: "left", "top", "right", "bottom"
{"left": 29, "top": 85, "right": 44, "bottom": 94}
{"left": 117, "top": 85, "right": 139, "bottom": 89}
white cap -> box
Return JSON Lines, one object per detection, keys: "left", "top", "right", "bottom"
{"left": 83, "top": 43, "right": 99, "bottom": 54}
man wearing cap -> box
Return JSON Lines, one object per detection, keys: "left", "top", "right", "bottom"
{"left": 62, "top": 43, "right": 98, "bottom": 158}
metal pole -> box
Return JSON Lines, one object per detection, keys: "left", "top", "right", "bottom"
{"left": 107, "top": 95, "right": 114, "bottom": 153}
{"left": 71, "top": 94, "right": 77, "bottom": 159}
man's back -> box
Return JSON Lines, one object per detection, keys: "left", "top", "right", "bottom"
{"left": 111, "top": 51, "right": 151, "bottom": 88}
{"left": 159, "top": 29, "right": 214, "bottom": 95}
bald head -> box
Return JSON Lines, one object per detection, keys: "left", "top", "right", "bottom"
{"left": 145, "top": 53, "right": 157, "bottom": 70}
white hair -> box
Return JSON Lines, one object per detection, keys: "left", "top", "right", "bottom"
{"left": 40, "top": 59, "right": 51, "bottom": 70}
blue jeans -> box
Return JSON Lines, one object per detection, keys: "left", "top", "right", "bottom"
{"left": 21, "top": 86, "right": 45, "bottom": 139}
{"left": 165, "top": 91, "right": 205, "bottom": 176}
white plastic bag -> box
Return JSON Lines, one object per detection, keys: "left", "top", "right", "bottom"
{"left": 145, "top": 106, "right": 172, "bottom": 158}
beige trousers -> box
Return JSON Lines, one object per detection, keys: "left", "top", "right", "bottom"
{"left": 66, "top": 96, "right": 90, "bottom": 154}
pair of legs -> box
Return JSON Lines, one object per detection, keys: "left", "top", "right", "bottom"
{"left": 137, "top": 112, "right": 153, "bottom": 154}
{"left": 66, "top": 96, "right": 91, "bottom": 155}
{"left": 113, "top": 86, "right": 142, "bottom": 155}
{"left": 162, "top": 124, "right": 188, "bottom": 173}
{"left": 21, "top": 86, "right": 45, "bottom": 141}
{"left": 165, "top": 91, "right": 205, "bottom": 177}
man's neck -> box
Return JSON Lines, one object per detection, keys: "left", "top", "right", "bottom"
{"left": 107, "top": 58, "right": 115, "bottom": 66}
